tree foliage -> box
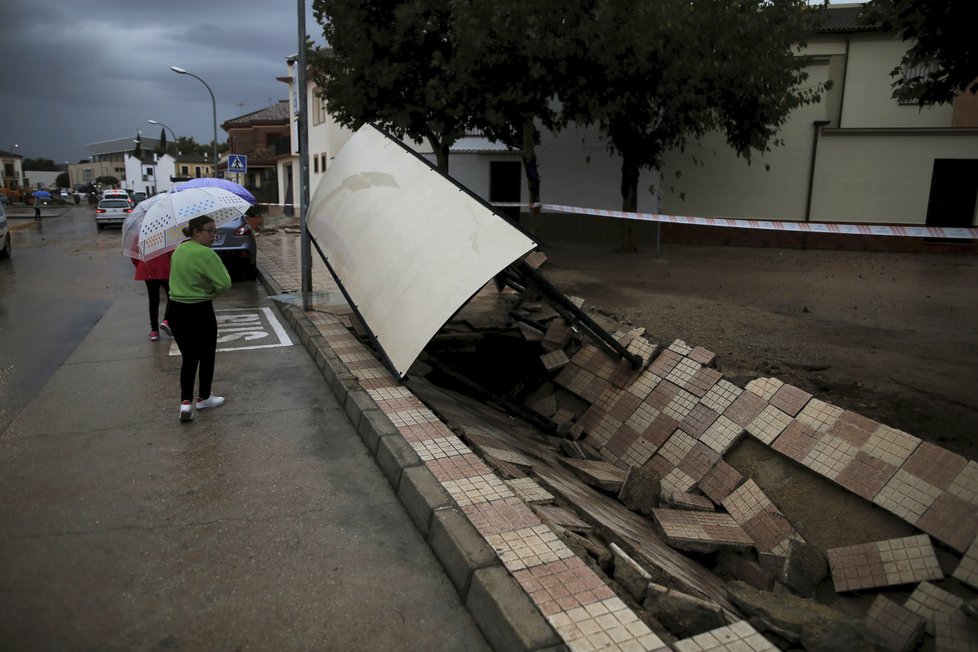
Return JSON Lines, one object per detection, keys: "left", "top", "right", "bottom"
{"left": 311, "top": 0, "right": 473, "bottom": 172}
{"left": 559, "top": 0, "right": 824, "bottom": 215}
{"left": 865, "top": 0, "right": 978, "bottom": 104}
{"left": 450, "top": 0, "right": 574, "bottom": 215}
{"left": 22, "top": 158, "right": 59, "bottom": 171}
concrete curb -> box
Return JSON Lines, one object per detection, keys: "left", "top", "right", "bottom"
{"left": 257, "top": 266, "right": 564, "bottom": 652}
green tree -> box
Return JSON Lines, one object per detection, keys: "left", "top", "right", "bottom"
{"left": 311, "top": 0, "right": 473, "bottom": 172}
{"left": 158, "top": 128, "right": 169, "bottom": 155}
{"left": 132, "top": 133, "right": 143, "bottom": 159}
{"left": 865, "top": 0, "right": 977, "bottom": 104}
{"left": 451, "top": 0, "right": 576, "bottom": 224}
{"left": 22, "top": 158, "right": 59, "bottom": 171}
{"left": 56, "top": 172, "right": 69, "bottom": 188}
{"left": 559, "top": 0, "right": 825, "bottom": 247}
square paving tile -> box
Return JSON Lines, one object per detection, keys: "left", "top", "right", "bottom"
{"left": 833, "top": 451, "right": 899, "bottom": 502}
{"left": 951, "top": 536, "right": 978, "bottom": 590}
{"left": 746, "top": 405, "right": 793, "bottom": 446}
{"left": 624, "top": 402, "right": 661, "bottom": 435}
{"left": 699, "top": 415, "right": 745, "bottom": 455}
{"left": 620, "top": 433, "right": 661, "bottom": 469}
{"left": 485, "top": 523, "right": 576, "bottom": 571}
{"left": 512, "top": 556, "right": 616, "bottom": 617}
{"left": 872, "top": 468, "right": 942, "bottom": 525}
{"left": 770, "top": 420, "right": 821, "bottom": 463}
{"left": 441, "top": 473, "right": 515, "bottom": 506}
{"left": 533, "top": 504, "right": 592, "bottom": 532}
{"left": 412, "top": 435, "right": 473, "bottom": 461}
{"left": 863, "top": 595, "right": 926, "bottom": 652}
{"left": 796, "top": 398, "right": 843, "bottom": 432}
{"left": 742, "top": 509, "right": 797, "bottom": 554}
{"left": 626, "top": 369, "right": 663, "bottom": 401}
{"left": 659, "top": 431, "right": 699, "bottom": 467}
{"left": 680, "top": 403, "right": 721, "bottom": 439}
{"left": 660, "top": 467, "right": 698, "bottom": 494}
{"left": 462, "top": 497, "right": 543, "bottom": 536}
{"left": 722, "top": 479, "right": 774, "bottom": 522}
{"left": 696, "top": 459, "right": 745, "bottom": 504}
{"left": 546, "top": 595, "right": 667, "bottom": 651}
{"left": 768, "top": 383, "right": 812, "bottom": 417}
{"left": 723, "top": 391, "right": 768, "bottom": 428}
{"left": 904, "top": 581, "right": 963, "bottom": 635}
{"left": 700, "top": 380, "right": 743, "bottom": 415}
{"left": 670, "top": 491, "right": 716, "bottom": 512}
{"left": 915, "top": 491, "right": 978, "bottom": 553}
{"left": 686, "top": 367, "right": 724, "bottom": 398}
{"left": 397, "top": 420, "right": 458, "bottom": 443}
{"left": 900, "top": 442, "right": 968, "bottom": 490}
{"left": 947, "top": 460, "right": 978, "bottom": 507}
{"left": 640, "top": 415, "right": 681, "bottom": 450}
{"left": 688, "top": 346, "right": 717, "bottom": 367}
{"left": 935, "top": 610, "right": 978, "bottom": 652}
{"left": 652, "top": 508, "right": 754, "bottom": 550}
{"left": 426, "top": 453, "right": 495, "bottom": 483}
{"left": 502, "top": 477, "right": 554, "bottom": 505}
{"left": 663, "top": 387, "right": 701, "bottom": 422}
{"left": 826, "top": 410, "right": 879, "bottom": 448}
{"left": 668, "top": 340, "right": 693, "bottom": 355}
{"left": 646, "top": 380, "right": 681, "bottom": 412}
{"left": 665, "top": 357, "right": 703, "bottom": 390}
{"left": 802, "top": 434, "right": 858, "bottom": 480}
{"left": 540, "top": 349, "right": 571, "bottom": 372}
{"left": 745, "top": 377, "right": 784, "bottom": 401}
{"left": 673, "top": 620, "right": 778, "bottom": 652}
{"left": 648, "top": 348, "right": 685, "bottom": 377}
{"left": 863, "top": 425, "right": 921, "bottom": 467}
{"left": 678, "top": 443, "right": 722, "bottom": 485}
{"left": 827, "top": 535, "right": 942, "bottom": 592}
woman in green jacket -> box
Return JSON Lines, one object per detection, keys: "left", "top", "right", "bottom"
{"left": 168, "top": 216, "right": 232, "bottom": 422}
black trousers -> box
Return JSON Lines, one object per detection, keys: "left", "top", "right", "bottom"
{"left": 144, "top": 279, "right": 170, "bottom": 330}
{"left": 168, "top": 300, "right": 218, "bottom": 403}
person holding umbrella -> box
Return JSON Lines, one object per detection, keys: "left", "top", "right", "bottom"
{"left": 168, "top": 215, "right": 232, "bottom": 422}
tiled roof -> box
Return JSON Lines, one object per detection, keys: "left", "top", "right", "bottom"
{"left": 815, "top": 4, "right": 881, "bottom": 33}
{"left": 222, "top": 100, "right": 290, "bottom": 128}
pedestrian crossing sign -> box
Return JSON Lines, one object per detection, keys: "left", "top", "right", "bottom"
{"left": 228, "top": 154, "right": 247, "bottom": 174}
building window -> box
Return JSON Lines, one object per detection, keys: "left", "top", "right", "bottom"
{"left": 314, "top": 156, "right": 319, "bottom": 173}
{"left": 321, "top": 154, "right": 327, "bottom": 172}
{"left": 898, "top": 61, "right": 939, "bottom": 105}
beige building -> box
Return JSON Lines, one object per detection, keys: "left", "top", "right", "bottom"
{"left": 659, "top": 5, "right": 978, "bottom": 230}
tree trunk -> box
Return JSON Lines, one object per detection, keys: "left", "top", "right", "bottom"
{"left": 619, "top": 150, "right": 640, "bottom": 252}
{"left": 428, "top": 131, "right": 450, "bottom": 174}
{"left": 521, "top": 119, "right": 541, "bottom": 237}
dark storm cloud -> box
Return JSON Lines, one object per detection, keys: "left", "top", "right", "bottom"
{"left": 0, "top": 0, "right": 322, "bottom": 163}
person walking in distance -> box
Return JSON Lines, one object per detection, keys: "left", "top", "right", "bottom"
{"left": 131, "top": 252, "right": 172, "bottom": 341}
{"left": 167, "top": 216, "right": 231, "bottom": 422}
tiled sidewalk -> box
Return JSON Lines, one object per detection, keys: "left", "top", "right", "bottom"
{"left": 256, "top": 230, "right": 670, "bottom": 651}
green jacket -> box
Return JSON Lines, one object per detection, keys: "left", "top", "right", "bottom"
{"left": 169, "top": 241, "right": 231, "bottom": 303}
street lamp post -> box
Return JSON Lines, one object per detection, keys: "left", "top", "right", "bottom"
{"left": 147, "top": 119, "right": 176, "bottom": 154}
{"left": 170, "top": 66, "right": 218, "bottom": 177}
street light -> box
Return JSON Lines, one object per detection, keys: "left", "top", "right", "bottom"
{"left": 147, "top": 119, "right": 176, "bottom": 154}
{"left": 170, "top": 66, "right": 218, "bottom": 176}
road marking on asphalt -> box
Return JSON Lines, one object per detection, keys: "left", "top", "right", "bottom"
{"left": 168, "top": 307, "right": 293, "bottom": 355}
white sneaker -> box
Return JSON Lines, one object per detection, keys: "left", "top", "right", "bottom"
{"left": 195, "top": 395, "right": 225, "bottom": 410}
{"left": 179, "top": 401, "right": 194, "bottom": 422}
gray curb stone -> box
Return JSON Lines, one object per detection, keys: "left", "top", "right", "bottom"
{"left": 375, "top": 433, "right": 423, "bottom": 490}
{"left": 398, "top": 466, "right": 456, "bottom": 535}
{"left": 258, "top": 262, "right": 560, "bottom": 652}
{"left": 427, "top": 508, "right": 498, "bottom": 597}
{"left": 357, "top": 408, "right": 397, "bottom": 456}
{"left": 467, "top": 565, "right": 565, "bottom": 652}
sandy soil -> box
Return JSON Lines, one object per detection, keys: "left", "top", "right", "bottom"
{"left": 537, "top": 241, "right": 978, "bottom": 462}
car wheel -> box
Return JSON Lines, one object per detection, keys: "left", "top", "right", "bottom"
{"left": 0, "top": 233, "right": 10, "bottom": 259}
{"left": 96, "top": 223, "right": 104, "bottom": 231}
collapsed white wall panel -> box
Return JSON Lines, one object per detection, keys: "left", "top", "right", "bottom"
{"left": 307, "top": 124, "right": 537, "bottom": 378}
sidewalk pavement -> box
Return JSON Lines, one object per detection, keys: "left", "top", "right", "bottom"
{"left": 255, "top": 226, "right": 668, "bottom": 652}
{"left": 0, "top": 241, "right": 492, "bottom": 650}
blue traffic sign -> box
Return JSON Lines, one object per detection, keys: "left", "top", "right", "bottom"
{"left": 228, "top": 154, "right": 247, "bottom": 174}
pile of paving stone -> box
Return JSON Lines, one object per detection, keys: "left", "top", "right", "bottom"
{"left": 429, "top": 271, "right": 978, "bottom": 651}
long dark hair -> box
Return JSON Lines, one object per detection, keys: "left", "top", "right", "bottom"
{"left": 182, "top": 216, "right": 215, "bottom": 238}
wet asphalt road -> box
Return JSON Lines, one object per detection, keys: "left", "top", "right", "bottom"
{"left": 0, "top": 205, "right": 490, "bottom": 650}
{"left": 0, "top": 204, "right": 122, "bottom": 434}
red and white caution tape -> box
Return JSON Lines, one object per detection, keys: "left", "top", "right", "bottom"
{"left": 496, "top": 202, "right": 978, "bottom": 240}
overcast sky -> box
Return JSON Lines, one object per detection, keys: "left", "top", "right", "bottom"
{"left": 0, "top": 0, "right": 324, "bottom": 164}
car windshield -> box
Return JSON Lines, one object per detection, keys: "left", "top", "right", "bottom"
{"left": 100, "top": 200, "right": 130, "bottom": 208}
